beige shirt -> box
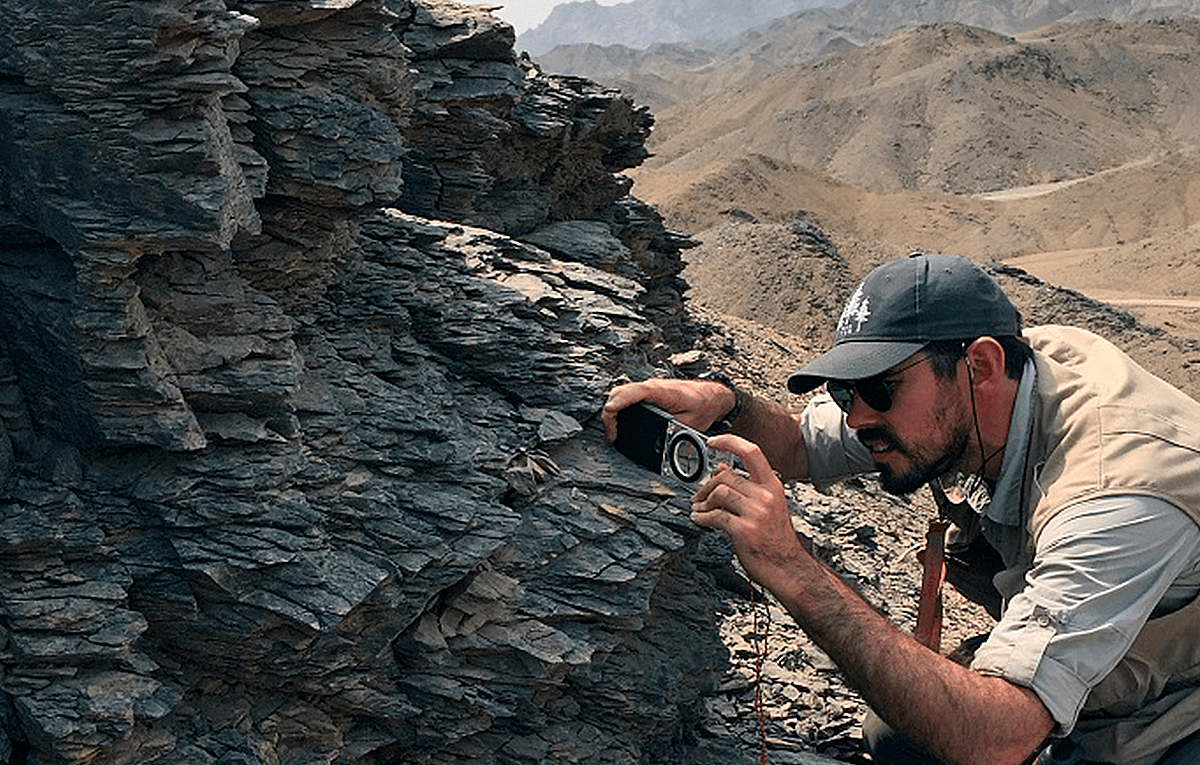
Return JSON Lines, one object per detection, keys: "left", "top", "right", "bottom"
{"left": 800, "top": 350, "right": 1200, "bottom": 742}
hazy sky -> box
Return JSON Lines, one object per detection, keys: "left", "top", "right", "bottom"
{"left": 475, "top": 0, "right": 629, "bottom": 34}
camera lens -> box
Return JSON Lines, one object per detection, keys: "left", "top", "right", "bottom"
{"left": 668, "top": 431, "right": 707, "bottom": 482}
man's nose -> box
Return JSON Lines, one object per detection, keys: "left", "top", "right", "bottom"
{"left": 844, "top": 393, "right": 884, "bottom": 430}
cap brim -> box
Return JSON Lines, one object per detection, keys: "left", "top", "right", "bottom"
{"left": 787, "top": 340, "right": 925, "bottom": 394}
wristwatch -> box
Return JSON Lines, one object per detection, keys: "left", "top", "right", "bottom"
{"left": 698, "top": 371, "right": 744, "bottom": 434}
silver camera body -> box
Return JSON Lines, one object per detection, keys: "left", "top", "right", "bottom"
{"left": 613, "top": 402, "right": 727, "bottom": 484}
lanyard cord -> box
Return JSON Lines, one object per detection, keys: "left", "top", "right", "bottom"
{"left": 749, "top": 579, "right": 770, "bottom": 764}
{"left": 966, "top": 356, "right": 1005, "bottom": 479}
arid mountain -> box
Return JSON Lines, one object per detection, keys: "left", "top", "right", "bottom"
{"left": 516, "top": 0, "right": 840, "bottom": 56}
{"left": 640, "top": 20, "right": 1200, "bottom": 196}
{"left": 538, "top": 0, "right": 1200, "bottom": 109}
{"left": 618, "top": 15, "right": 1200, "bottom": 399}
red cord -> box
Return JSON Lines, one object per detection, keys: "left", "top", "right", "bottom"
{"left": 749, "top": 580, "right": 770, "bottom": 765}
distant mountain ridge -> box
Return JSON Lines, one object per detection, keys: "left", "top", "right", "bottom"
{"left": 832, "top": 0, "right": 1200, "bottom": 38}
{"left": 516, "top": 0, "right": 844, "bottom": 56}
{"left": 623, "top": 13, "right": 1200, "bottom": 393}
{"left": 534, "top": 0, "right": 1200, "bottom": 109}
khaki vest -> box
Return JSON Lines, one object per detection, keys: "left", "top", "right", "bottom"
{"left": 1026, "top": 326, "right": 1200, "bottom": 539}
{"left": 1005, "top": 326, "right": 1200, "bottom": 764}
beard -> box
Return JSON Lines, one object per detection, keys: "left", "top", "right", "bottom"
{"left": 857, "top": 418, "right": 973, "bottom": 496}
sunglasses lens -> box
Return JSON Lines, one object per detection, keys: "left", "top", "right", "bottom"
{"left": 827, "top": 376, "right": 893, "bottom": 413}
{"left": 857, "top": 377, "right": 894, "bottom": 412}
{"left": 828, "top": 381, "right": 854, "bottom": 412}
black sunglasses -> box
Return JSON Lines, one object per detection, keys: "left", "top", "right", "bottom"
{"left": 827, "top": 355, "right": 933, "bottom": 413}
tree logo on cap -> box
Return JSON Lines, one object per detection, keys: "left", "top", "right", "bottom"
{"left": 837, "top": 284, "right": 871, "bottom": 338}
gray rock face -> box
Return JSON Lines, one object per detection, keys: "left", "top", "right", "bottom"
{"left": 0, "top": 2, "right": 771, "bottom": 764}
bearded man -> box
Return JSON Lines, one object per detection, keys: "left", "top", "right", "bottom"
{"left": 603, "top": 254, "right": 1200, "bottom": 765}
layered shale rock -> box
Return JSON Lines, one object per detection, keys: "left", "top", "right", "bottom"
{"left": 0, "top": 2, "right": 805, "bottom": 764}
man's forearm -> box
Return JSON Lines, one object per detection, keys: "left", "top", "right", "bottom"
{"left": 764, "top": 549, "right": 1053, "bottom": 765}
{"left": 728, "top": 391, "right": 809, "bottom": 482}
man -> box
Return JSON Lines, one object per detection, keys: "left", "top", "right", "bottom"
{"left": 602, "top": 254, "right": 1200, "bottom": 765}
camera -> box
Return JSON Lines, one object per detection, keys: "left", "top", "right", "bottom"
{"left": 613, "top": 402, "right": 731, "bottom": 484}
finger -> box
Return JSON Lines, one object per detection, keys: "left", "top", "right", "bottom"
{"left": 692, "top": 478, "right": 765, "bottom": 534}
{"left": 705, "top": 434, "right": 778, "bottom": 485}
{"left": 601, "top": 380, "right": 677, "bottom": 437}
{"left": 600, "top": 396, "right": 619, "bottom": 441}
{"left": 602, "top": 382, "right": 641, "bottom": 414}
{"left": 601, "top": 383, "right": 644, "bottom": 441}
{"left": 691, "top": 462, "right": 735, "bottom": 505}
{"left": 692, "top": 470, "right": 747, "bottom": 515}
{"left": 690, "top": 483, "right": 739, "bottom": 529}
{"left": 690, "top": 502, "right": 727, "bottom": 530}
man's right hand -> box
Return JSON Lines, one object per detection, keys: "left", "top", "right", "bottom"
{"left": 601, "top": 378, "right": 735, "bottom": 442}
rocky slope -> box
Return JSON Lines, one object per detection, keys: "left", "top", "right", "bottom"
{"left": 0, "top": 2, "right": 844, "bottom": 764}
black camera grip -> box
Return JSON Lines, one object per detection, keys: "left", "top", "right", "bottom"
{"left": 613, "top": 403, "right": 670, "bottom": 473}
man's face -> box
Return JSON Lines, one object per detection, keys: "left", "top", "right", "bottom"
{"left": 842, "top": 354, "right": 973, "bottom": 495}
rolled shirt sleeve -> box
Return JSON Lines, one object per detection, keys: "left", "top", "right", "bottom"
{"left": 971, "top": 495, "right": 1200, "bottom": 732}
{"left": 800, "top": 393, "right": 876, "bottom": 488}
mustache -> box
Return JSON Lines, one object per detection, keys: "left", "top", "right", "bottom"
{"left": 856, "top": 426, "right": 901, "bottom": 450}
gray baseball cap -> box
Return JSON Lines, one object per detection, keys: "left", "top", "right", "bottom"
{"left": 787, "top": 254, "right": 1022, "bottom": 394}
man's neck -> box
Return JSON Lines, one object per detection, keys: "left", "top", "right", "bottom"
{"left": 975, "top": 377, "right": 1019, "bottom": 481}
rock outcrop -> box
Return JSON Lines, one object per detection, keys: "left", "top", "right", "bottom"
{"left": 0, "top": 2, "right": 780, "bottom": 764}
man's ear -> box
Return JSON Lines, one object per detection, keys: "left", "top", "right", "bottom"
{"left": 964, "top": 337, "right": 1006, "bottom": 385}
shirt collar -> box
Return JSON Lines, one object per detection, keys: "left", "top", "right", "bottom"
{"left": 982, "top": 356, "right": 1038, "bottom": 527}
{"left": 934, "top": 356, "right": 1037, "bottom": 527}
